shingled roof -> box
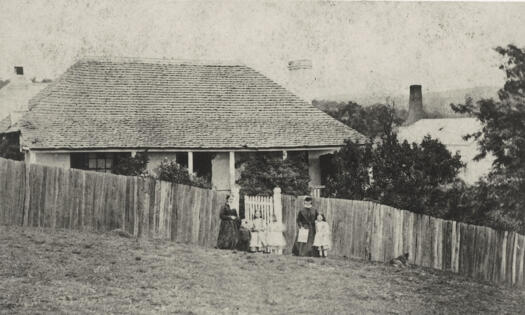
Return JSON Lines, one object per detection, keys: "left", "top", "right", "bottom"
{"left": 21, "top": 57, "right": 365, "bottom": 150}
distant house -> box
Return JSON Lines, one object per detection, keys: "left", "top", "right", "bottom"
{"left": 0, "top": 66, "right": 49, "bottom": 121}
{"left": 1, "top": 57, "right": 365, "bottom": 194}
{"left": 397, "top": 85, "right": 493, "bottom": 184}
{"left": 0, "top": 66, "right": 49, "bottom": 159}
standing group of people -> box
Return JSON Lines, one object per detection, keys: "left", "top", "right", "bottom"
{"left": 216, "top": 195, "right": 286, "bottom": 254}
{"left": 217, "top": 195, "right": 331, "bottom": 258}
{"left": 292, "top": 196, "right": 331, "bottom": 258}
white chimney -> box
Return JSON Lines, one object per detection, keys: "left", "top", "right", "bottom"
{"left": 287, "top": 59, "right": 316, "bottom": 103}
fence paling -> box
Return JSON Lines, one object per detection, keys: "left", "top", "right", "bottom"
{"left": 280, "top": 193, "right": 525, "bottom": 288}
{"left": 1, "top": 157, "right": 524, "bottom": 289}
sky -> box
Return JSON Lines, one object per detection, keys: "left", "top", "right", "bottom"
{"left": 1, "top": 0, "right": 525, "bottom": 99}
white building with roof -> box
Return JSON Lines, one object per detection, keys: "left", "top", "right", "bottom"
{"left": 397, "top": 85, "right": 493, "bottom": 184}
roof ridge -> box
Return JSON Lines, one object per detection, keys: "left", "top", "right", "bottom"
{"left": 79, "top": 55, "right": 245, "bottom": 67}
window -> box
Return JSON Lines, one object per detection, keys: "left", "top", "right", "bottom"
{"left": 14, "top": 66, "right": 23, "bottom": 75}
{"left": 70, "top": 153, "right": 116, "bottom": 173}
{"left": 88, "top": 153, "right": 114, "bottom": 172}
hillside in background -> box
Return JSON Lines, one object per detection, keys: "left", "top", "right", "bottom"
{"left": 317, "top": 86, "right": 499, "bottom": 118}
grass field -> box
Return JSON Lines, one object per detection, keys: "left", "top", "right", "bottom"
{"left": 0, "top": 226, "right": 523, "bottom": 314}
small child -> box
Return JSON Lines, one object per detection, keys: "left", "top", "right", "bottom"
{"left": 237, "top": 219, "right": 252, "bottom": 252}
{"left": 313, "top": 214, "right": 331, "bottom": 258}
{"left": 249, "top": 211, "right": 266, "bottom": 252}
{"left": 266, "top": 214, "right": 286, "bottom": 254}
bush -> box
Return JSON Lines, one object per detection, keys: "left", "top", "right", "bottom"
{"left": 236, "top": 152, "right": 310, "bottom": 196}
{"left": 156, "top": 158, "right": 211, "bottom": 189}
{"left": 326, "top": 135, "right": 465, "bottom": 216}
{"left": 112, "top": 153, "right": 149, "bottom": 176}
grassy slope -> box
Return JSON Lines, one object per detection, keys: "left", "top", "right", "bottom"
{"left": 0, "top": 226, "right": 523, "bottom": 315}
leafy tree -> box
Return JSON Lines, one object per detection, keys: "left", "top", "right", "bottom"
{"left": 326, "top": 134, "right": 464, "bottom": 216}
{"left": 451, "top": 44, "right": 525, "bottom": 231}
{"left": 112, "top": 153, "right": 149, "bottom": 176}
{"left": 444, "top": 175, "right": 524, "bottom": 233}
{"left": 156, "top": 158, "right": 211, "bottom": 189}
{"left": 313, "top": 100, "right": 405, "bottom": 138}
{"left": 236, "top": 152, "right": 310, "bottom": 196}
{"left": 451, "top": 45, "right": 525, "bottom": 176}
{"left": 324, "top": 101, "right": 464, "bottom": 217}
{"left": 323, "top": 140, "right": 373, "bottom": 200}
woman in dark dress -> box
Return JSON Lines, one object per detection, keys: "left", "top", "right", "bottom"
{"left": 292, "top": 196, "right": 319, "bottom": 256}
{"left": 217, "top": 195, "right": 240, "bottom": 249}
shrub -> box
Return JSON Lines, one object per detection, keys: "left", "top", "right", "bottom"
{"left": 236, "top": 152, "right": 310, "bottom": 196}
{"left": 156, "top": 158, "right": 211, "bottom": 189}
{"left": 112, "top": 153, "right": 149, "bottom": 176}
{"left": 326, "top": 135, "right": 465, "bottom": 216}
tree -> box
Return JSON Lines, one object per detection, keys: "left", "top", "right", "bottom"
{"left": 451, "top": 44, "right": 525, "bottom": 231}
{"left": 326, "top": 134, "right": 464, "bottom": 216}
{"left": 112, "top": 153, "right": 149, "bottom": 176}
{"left": 313, "top": 100, "right": 405, "bottom": 138}
{"left": 324, "top": 99, "right": 464, "bottom": 217}
{"left": 236, "top": 152, "right": 310, "bottom": 196}
{"left": 156, "top": 158, "right": 211, "bottom": 189}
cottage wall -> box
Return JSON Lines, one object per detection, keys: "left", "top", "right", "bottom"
{"left": 146, "top": 152, "right": 178, "bottom": 174}
{"left": 211, "top": 152, "right": 230, "bottom": 191}
{"left": 450, "top": 144, "right": 494, "bottom": 184}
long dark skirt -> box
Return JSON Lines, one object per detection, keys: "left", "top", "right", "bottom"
{"left": 217, "top": 220, "right": 239, "bottom": 249}
{"left": 292, "top": 228, "right": 316, "bottom": 256}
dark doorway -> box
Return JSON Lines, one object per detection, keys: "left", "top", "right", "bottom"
{"left": 193, "top": 152, "right": 213, "bottom": 182}
{"left": 319, "top": 153, "right": 335, "bottom": 186}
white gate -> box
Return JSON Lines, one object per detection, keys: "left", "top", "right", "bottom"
{"left": 244, "top": 187, "right": 282, "bottom": 226}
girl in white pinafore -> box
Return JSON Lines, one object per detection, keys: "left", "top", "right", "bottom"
{"left": 266, "top": 214, "right": 286, "bottom": 254}
{"left": 313, "top": 214, "right": 331, "bottom": 258}
{"left": 249, "top": 211, "right": 266, "bottom": 252}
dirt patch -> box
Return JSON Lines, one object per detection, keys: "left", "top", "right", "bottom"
{"left": 0, "top": 225, "right": 523, "bottom": 314}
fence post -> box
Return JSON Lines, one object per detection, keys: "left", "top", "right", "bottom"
{"left": 273, "top": 187, "right": 282, "bottom": 223}
{"left": 22, "top": 163, "right": 31, "bottom": 227}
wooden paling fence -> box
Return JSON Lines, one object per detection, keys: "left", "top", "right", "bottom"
{"left": 0, "top": 157, "right": 524, "bottom": 288}
{"left": 282, "top": 194, "right": 525, "bottom": 288}
{"left": 0, "top": 158, "right": 229, "bottom": 247}
{"left": 0, "top": 158, "right": 26, "bottom": 226}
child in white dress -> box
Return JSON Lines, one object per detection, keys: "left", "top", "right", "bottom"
{"left": 249, "top": 211, "right": 266, "bottom": 252}
{"left": 266, "top": 214, "right": 286, "bottom": 254}
{"left": 313, "top": 214, "right": 331, "bottom": 258}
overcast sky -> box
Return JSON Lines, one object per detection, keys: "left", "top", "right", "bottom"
{"left": 1, "top": 0, "right": 525, "bottom": 98}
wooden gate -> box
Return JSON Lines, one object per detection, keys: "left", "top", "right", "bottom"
{"left": 244, "top": 187, "right": 282, "bottom": 226}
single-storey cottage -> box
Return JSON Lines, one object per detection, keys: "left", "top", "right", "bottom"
{"left": 2, "top": 57, "right": 365, "bottom": 194}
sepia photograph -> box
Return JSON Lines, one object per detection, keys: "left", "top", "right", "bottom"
{"left": 0, "top": 0, "right": 524, "bottom": 313}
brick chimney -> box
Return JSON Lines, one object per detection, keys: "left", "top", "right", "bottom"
{"left": 287, "top": 59, "right": 315, "bottom": 102}
{"left": 11, "top": 65, "right": 28, "bottom": 83}
{"left": 406, "top": 85, "right": 424, "bottom": 125}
